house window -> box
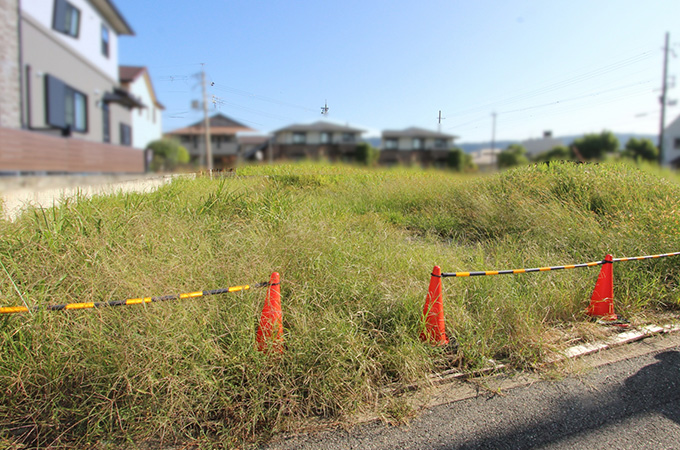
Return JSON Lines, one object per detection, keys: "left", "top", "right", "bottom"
{"left": 101, "top": 25, "right": 110, "bottom": 57}
{"left": 120, "top": 123, "right": 132, "bottom": 146}
{"left": 45, "top": 74, "right": 87, "bottom": 132}
{"left": 53, "top": 0, "right": 80, "bottom": 37}
{"left": 434, "top": 138, "right": 446, "bottom": 149}
{"left": 674, "top": 138, "right": 680, "bottom": 150}
{"left": 342, "top": 133, "right": 354, "bottom": 143}
{"left": 413, "top": 138, "right": 424, "bottom": 150}
{"left": 102, "top": 103, "right": 110, "bottom": 143}
{"left": 321, "top": 132, "right": 330, "bottom": 144}
{"left": 293, "top": 132, "right": 306, "bottom": 144}
{"left": 385, "top": 138, "right": 398, "bottom": 150}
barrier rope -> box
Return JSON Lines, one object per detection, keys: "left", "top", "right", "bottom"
{"left": 0, "top": 281, "right": 270, "bottom": 315}
{"left": 441, "top": 251, "right": 680, "bottom": 278}
{"left": 613, "top": 251, "right": 680, "bottom": 262}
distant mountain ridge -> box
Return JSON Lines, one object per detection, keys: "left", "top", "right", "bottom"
{"left": 362, "top": 133, "right": 657, "bottom": 153}
{"left": 456, "top": 133, "right": 657, "bottom": 154}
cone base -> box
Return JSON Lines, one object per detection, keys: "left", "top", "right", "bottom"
{"left": 595, "top": 314, "right": 630, "bottom": 328}
{"left": 420, "top": 332, "right": 449, "bottom": 346}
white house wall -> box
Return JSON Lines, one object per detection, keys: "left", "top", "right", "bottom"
{"left": 389, "top": 137, "right": 452, "bottom": 151}
{"left": 22, "top": 0, "right": 119, "bottom": 83}
{"left": 128, "top": 73, "right": 162, "bottom": 149}
{"left": 276, "top": 130, "right": 359, "bottom": 145}
{"left": 663, "top": 115, "right": 680, "bottom": 166}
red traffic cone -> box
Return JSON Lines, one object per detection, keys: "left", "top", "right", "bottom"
{"left": 587, "top": 254, "right": 617, "bottom": 320}
{"left": 420, "top": 266, "right": 449, "bottom": 346}
{"left": 256, "top": 272, "right": 283, "bottom": 353}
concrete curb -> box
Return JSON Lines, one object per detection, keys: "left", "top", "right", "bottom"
{"left": 0, "top": 173, "right": 192, "bottom": 221}
{"left": 391, "top": 322, "right": 680, "bottom": 392}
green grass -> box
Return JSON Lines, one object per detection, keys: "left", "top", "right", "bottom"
{"left": 1, "top": 161, "right": 679, "bottom": 448}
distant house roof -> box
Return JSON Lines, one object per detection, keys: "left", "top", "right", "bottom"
{"left": 274, "top": 121, "right": 364, "bottom": 134}
{"left": 92, "top": 0, "right": 134, "bottom": 35}
{"left": 166, "top": 113, "right": 255, "bottom": 136}
{"left": 382, "top": 127, "right": 458, "bottom": 140}
{"left": 119, "top": 66, "right": 145, "bottom": 82}
{"left": 119, "top": 65, "right": 164, "bottom": 110}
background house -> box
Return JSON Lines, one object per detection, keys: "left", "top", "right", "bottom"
{"left": 119, "top": 65, "right": 164, "bottom": 149}
{"left": 662, "top": 114, "right": 680, "bottom": 168}
{"left": 272, "top": 121, "right": 364, "bottom": 161}
{"left": 520, "top": 131, "right": 564, "bottom": 158}
{"left": 238, "top": 134, "right": 271, "bottom": 162}
{"left": 0, "top": 0, "right": 145, "bottom": 173}
{"left": 19, "top": 0, "right": 138, "bottom": 143}
{"left": 469, "top": 148, "right": 502, "bottom": 172}
{"left": 380, "top": 127, "right": 457, "bottom": 166}
{"left": 165, "top": 113, "right": 254, "bottom": 168}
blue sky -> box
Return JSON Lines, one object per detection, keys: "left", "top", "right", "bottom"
{"left": 117, "top": 0, "right": 680, "bottom": 143}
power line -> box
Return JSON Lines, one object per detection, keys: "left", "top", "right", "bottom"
{"left": 210, "top": 83, "right": 318, "bottom": 113}
{"left": 446, "top": 50, "right": 655, "bottom": 119}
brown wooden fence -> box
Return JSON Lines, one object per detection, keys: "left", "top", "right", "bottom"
{"left": 0, "top": 127, "right": 144, "bottom": 173}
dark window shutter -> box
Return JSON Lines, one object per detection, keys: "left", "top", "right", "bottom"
{"left": 53, "top": 0, "right": 66, "bottom": 33}
{"left": 102, "top": 103, "right": 110, "bottom": 143}
{"left": 45, "top": 74, "right": 66, "bottom": 128}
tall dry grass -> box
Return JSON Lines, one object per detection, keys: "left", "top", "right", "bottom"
{"left": 0, "top": 161, "right": 678, "bottom": 448}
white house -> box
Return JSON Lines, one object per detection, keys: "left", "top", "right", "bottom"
{"left": 119, "top": 66, "right": 164, "bottom": 149}
{"left": 272, "top": 121, "right": 364, "bottom": 161}
{"left": 380, "top": 127, "right": 457, "bottom": 166}
{"left": 662, "top": 114, "right": 680, "bottom": 168}
{"left": 520, "top": 131, "right": 564, "bottom": 158}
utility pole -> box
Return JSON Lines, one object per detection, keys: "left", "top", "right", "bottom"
{"left": 491, "top": 112, "right": 497, "bottom": 169}
{"left": 437, "top": 110, "right": 445, "bottom": 133}
{"left": 200, "top": 65, "right": 213, "bottom": 172}
{"left": 658, "top": 32, "right": 670, "bottom": 166}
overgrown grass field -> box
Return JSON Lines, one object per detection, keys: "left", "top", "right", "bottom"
{"left": 1, "top": 161, "right": 679, "bottom": 448}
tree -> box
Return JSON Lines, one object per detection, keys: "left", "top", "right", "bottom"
{"left": 447, "top": 147, "right": 476, "bottom": 172}
{"left": 355, "top": 142, "right": 380, "bottom": 166}
{"left": 498, "top": 144, "right": 528, "bottom": 168}
{"left": 534, "top": 145, "right": 572, "bottom": 162}
{"left": 148, "top": 138, "right": 190, "bottom": 172}
{"left": 570, "top": 131, "right": 619, "bottom": 160}
{"left": 622, "top": 138, "right": 658, "bottom": 163}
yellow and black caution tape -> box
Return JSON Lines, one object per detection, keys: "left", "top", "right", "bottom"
{"left": 613, "top": 251, "right": 680, "bottom": 262}
{"left": 442, "top": 251, "right": 680, "bottom": 278}
{"left": 0, "top": 282, "right": 269, "bottom": 315}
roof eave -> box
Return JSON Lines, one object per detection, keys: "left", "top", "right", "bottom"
{"left": 91, "top": 0, "right": 134, "bottom": 35}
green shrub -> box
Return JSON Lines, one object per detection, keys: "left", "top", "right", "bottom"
{"left": 355, "top": 142, "right": 380, "bottom": 166}
{"left": 498, "top": 144, "right": 528, "bottom": 168}
{"left": 622, "top": 137, "right": 658, "bottom": 163}
{"left": 148, "top": 138, "right": 190, "bottom": 172}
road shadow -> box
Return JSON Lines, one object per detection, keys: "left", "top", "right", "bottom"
{"left": 443, "top": 350, "right": 680, "bottom": 449}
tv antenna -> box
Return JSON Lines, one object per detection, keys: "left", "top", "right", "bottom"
{"left": 321, "top": 100, "right": 329, "bottom": 116}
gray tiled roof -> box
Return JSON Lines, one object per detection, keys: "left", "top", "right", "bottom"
{"left": 274, "top": 121, "right": 364, "bottom": 134}
{"left": 382, "top": 127, "right": 458, "bottom": 139}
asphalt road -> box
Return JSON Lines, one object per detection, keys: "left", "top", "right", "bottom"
{"left": 263, "top": 331, "right": 680, "bottom": 450}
